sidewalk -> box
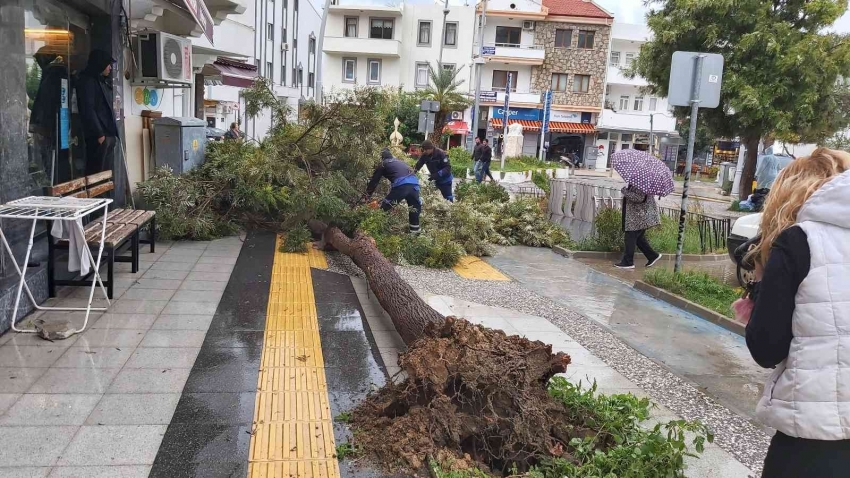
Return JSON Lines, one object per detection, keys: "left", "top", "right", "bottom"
{"left": 0, "top": 236, "right": 242, "bottom": 477}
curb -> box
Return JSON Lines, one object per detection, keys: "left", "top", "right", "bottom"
{"left": 552, "top": 245, "right": 727, "bottom": 263}
{"left": 633, "top": 280, "right": 745, "bottom": 337}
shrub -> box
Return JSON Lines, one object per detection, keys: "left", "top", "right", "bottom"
{"left": 577, "top": 208, "right": 706, "bottom": 255}
{"left": 424, "top": 230, "right": 465, "bottom": 268}
{"left": 448, "top": 147, "right": 473, "bottom": 177}
{"left": 532, "top": 170, "right": 551, "bottom": 194}
{"left": 577, "top": 207, "right": 623, "bottom": 252}
{"left": 455, "top": 181, "right": 510, "bottom": 204}
{"left": 281, "top": 224, "right": 312, "bottom": 252}
{"left": 644, "top": 269, "right": 739, "bottom": 317}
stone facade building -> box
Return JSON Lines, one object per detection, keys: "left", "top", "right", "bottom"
{"left": 531, "top": 21, "right": 610, "bottom": 109}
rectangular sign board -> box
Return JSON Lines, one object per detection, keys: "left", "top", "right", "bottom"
{"left": 479, "top": 91, "right": 497, "bottom": 102}
{"left": 668, "top": 52, "right": 724, "bottom": 109}
{"left": 482, "top": 46, "right": 496, "bottom": 56}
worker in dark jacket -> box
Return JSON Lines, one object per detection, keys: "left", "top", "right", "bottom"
{"left": 366, "top": 148, "right": 422, "bottom": 234}
{"left": 76, "top": 49, "right": 118, "bottom": 175}
{"left": 477, "top": 139, "right": 495, "bottom": 183}
{"left": 414, "top": 140, "right": 453, "bottom": 201}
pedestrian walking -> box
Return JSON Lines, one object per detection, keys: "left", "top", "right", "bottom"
{"left": 744, "top": 148, "right": 850, "bottom": 478}
{"left": 476, "top": 139, "right": 495, "bottom": 183}
{"left": 224, "top": 122, "right": 243, "bottom": 141}
{"left": 472, "top": 137, "right": 483, "bottom": 180}
{"left": 365, "top": 148, "right": 422, "bottom": 234}
{"left": 415, "top": 140, "right": 454, "bottom": 202}
{"left": 614, "top": 185, "right": 662, "bottom": 270}
{"left": 76, "top": 49, "right": 118, "bottom": 176}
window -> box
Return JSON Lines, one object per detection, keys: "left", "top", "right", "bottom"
{"left": 282, "top": 25, "right": 287, "bottom": 43}
{"left": 554, "top": 29, "right": 572, "bottom": 48}
{"left": 495, "top": 26, "right": 521, "bottom": 46}
{"left": 343, "top": 58, "right": 356, "bottom": 83}
{"left": 625, "top": 53, "right": 635, "bottom": 67}
{"left": 492, "top": 70, "right": 519, "bottom": 91}
{"left": 297, "top": 67, "right": 303, "bottom": 86}
{"left": 577, "top": 30, "right": 594, "bottom": 49}
{"left": 370, "top": 18, "right": 393, "bottom": 39}
{"left": 610, "top": 51, "right": 620, "bottom": 66}
{"left": 281, "top": 51, "right": 287, "bottom": 84}
{"left": 442, "top": 63, "right": 456, "bottom": 73}
{"left": 418, "top": 21, "right": 431, "bottom": 46}
{"left": 309, "top": 37, "right": 316, "bottom": 54}
{"left": 633, "top": 96, "right": 644, "bottom": 111}
{"left": 415, "top": 62, "right": 430, "bottom": 88}
{"left": 267, "top": 23, "right": 274, "bottom": 41}
{"left": 573, "top": 74, "right": 590, "bottom": 93}
{"left": 293, "top": 67, "right": 297, "bottom": 86}
{"left": 266, "top": 62, "right": 273, "bottom": 80}
{"left": 621, "top": 133, "right": 634, "bottom": 142}
{"left": 308, "top": 72, "right": 315, "bottom": 87}
{"left": 444, "top": 22, "right": 458, "bottom": 46}
{"left": 550, "top": 73, "right": 569, "bottom": 92}
{"left": 619, "top": 95, "right": 630, "bottom": 110}
{"left": 344, "top": 17, "right": 357, "bottom": 37}
{"left": 368, "top": 58, "right": 381, "bottom": 84}
{"left": 649, "top": 97, "right": 658, "bottom": 111}
{"left": 598, "top": 132, "right": 609, "bottom": 140}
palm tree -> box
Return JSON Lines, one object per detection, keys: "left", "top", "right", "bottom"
{"left": 420, "top": 62, "right": 471, "bottom": 145}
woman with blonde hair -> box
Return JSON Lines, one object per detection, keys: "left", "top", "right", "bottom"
{"left": 745, "top": 147, "right": 850, "bottom": 477}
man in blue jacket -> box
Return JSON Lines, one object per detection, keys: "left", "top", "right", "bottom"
{"left": 414, "top": 140, "right": 454, "bottom": 201}
{"left": 366, "top": 148, "right": 422, "bottom": 234}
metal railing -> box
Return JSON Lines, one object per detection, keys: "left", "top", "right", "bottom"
{"left": 659, "top": 207, "right": 731, "bottom": 254}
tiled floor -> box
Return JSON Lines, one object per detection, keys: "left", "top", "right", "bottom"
{"left": 0, "top": 236, "right": 243, "bottom": 477}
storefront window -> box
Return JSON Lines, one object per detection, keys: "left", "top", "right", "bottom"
{"left": 23, "top": 0, "right": 90, "bottom": 190}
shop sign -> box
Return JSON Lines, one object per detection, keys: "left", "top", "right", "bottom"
{"left": 131, "top": 86, "right": 164, "bottom": 115}
{"left": 549, "top": 110, "right": 580, "bottom": 123}
{"left": 59, "top": 79, "right": 69, "bottom": 150}
{"left": 492, "top": 107, "right": 540, "bottom": 121}
{"left": 479, "top": 91, "right": 497, "bottom": 102}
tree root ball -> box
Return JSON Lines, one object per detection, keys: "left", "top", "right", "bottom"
{"left": 350, "top": 317, "right": 579, "bottom": 475}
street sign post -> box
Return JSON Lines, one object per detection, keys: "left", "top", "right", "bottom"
{"left": 418, "top": 100, "right": 441, "bottom": 135}
{"left": 668, "top": 51, "right": 724, "bottom": 272}
{"left": 538, "top": 89, "right": 552, "bottom": 161}
{"left": 501, "top": 73, "right": 512, "bottom": 168}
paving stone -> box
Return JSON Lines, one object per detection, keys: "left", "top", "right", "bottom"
{"left": 161, "top": 301, "right": 218, "bottom": 316}
{"left": 150, "top": 314, "right": 214, "bottom": 331}
{"left": 56, "top": 425, "right": 167, "bottom": 466}
{"left": 108, "top": 300, "right": 168, "bottom": 315}
{"left": 186, "top": 272, "right": 230, "bottom": 282}
{"left": 120, "top": 288, "right": 176, "bottom": 301}
{"left": 191, "top": 263, "right": 234, "bottom": 274}
{"left": 0, "top": 394, "right": 102, "bottom": 426}
{"left": 140, "top": 330, "right": 207, "bottom": 348}
{"left": 125, "top": 347, "right": 201, "bottom": 369}
{"left": 149, "top": 262, "right": 195, "bottom": 272}
{"left": 140, "top": 269, "right": 190, "bottom": 281}
{"left": 47, "top": 465, "right": 152, "bottom": 478}
{"left": 131, "top": 279, "right": 182, "bottom": 290}
{"left": 106, "top": 368, "right": 192, "bottom": 394}
{"left": 0, "top": 426, "right": 78, "bottom": 466}
{"left": 0, "top": 367, "right": 48, "bottom": 392}
{"left": 0, "top": 394, "right": 20, "bottom": 415}
{"left": 90, "top": 313, "right": 159, "bottom": 330}
{"left": 52, "top": 346, "right": 134, "bottom": 369}
{"left": 0, "top": 345, "right": 65, "bottom": 368}
{"left": 170, "top": 290, "right": 224, "bottom": 303}
{"left": 86, "top": 394, "right": 181, "bottom": 425}
{"left": 0, "top": 467, "right": 50, "bottom": 478}
{"left": 179, "top": 280, "right": 228, "bottom": 292}
{"left": 28, "top": 367, "right": 120, "bottom": 394}
{"left": 75, "top": 329, "right": 145, "bottom": 348}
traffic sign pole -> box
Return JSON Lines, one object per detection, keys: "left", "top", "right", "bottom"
{"left": 501, "top": 72, "right": 512, "bottom": 169}
{"left": 675, "top": 55, "right": 704, "bottom": 273}
{"left": 469, "top": 0, "right": 488, "bottom": 152}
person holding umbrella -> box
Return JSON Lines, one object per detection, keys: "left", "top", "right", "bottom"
{"left": 610, "top": 150, "right": 674, "bottom": 270}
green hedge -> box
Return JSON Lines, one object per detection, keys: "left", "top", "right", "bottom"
{"left": 644, "top": 269, "right": 739, "bottom": 318}
{"left": 577, "top": 208, "right": 708, "bottom": 255}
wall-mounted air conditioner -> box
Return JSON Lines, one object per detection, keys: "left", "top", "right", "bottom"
{"left": 135, "top": 31, "right": 193, "bottom": 85}
{"left": 522, "top": 21, "right": 535, "bottom": 30}
{"left": 450, "top": 111, "right": 464, "bottom": 120}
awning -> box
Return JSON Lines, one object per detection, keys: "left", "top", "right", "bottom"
{"left": 202, "top": 59, "right": 258, "bottom": 87}
{"left": 491, "top": 119, "right": 597, "bottom": 134}
{"left": 444, "top": 121, "right": 469, "bottom": 134}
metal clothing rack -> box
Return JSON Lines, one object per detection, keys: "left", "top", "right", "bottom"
{"left": 0, "top": 196, "right": 113, "bottom": 336}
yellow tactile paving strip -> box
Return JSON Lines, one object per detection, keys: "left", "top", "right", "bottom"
{"left": 248, "top": 239, "right": 339, "bottom": 478}
{"left": 452, "top": 255, "right": 510, "bottom": 281}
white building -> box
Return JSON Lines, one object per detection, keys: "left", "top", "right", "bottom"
{"left": 595, "top": 22, "right": 678, "bottom": 168}
{"left": 249, "top": 0, "right": 323, "bottom": 138}
{"left": 320, "top": 1, "right": 476, "bottom": 145}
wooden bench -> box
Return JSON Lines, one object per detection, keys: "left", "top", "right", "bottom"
{"left": 47, "top": 171, "right": 157, "bottom": 298}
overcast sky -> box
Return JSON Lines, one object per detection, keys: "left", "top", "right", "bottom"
{"left": 593, "top": 0, "right": 850, "bottom": 32}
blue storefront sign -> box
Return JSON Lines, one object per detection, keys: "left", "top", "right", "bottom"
{"left": 492, "top": 107, "right": 540, "bottom": 121}
{"left": 59, "top": 79, "right": 69, "bottom": 150}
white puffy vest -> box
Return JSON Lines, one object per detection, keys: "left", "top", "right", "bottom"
{"left": 756, "top": 170, "right": 850, "bottom": 440}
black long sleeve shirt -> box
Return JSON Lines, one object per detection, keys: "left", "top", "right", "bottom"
{"left": 745, "top": 226, "right": 811, "bottom": 368}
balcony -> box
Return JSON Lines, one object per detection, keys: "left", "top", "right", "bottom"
{"left": 323, "top": 36, "right": 401, "bottom": 57}
{"left": 606, "top": 66, "right": 648, "bottom": 87}
{"left": 327, "top": 4, "right": 403, "bottom": 16}
{"left": 478, "top": 43, "right": 545, "bottom": 65}
{"left": 598, "top": 109, "right": 677, "bottom": 134}
{"left": 480, "top": 88, "right": 542, "bottom": 106}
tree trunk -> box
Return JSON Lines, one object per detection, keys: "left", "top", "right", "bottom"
{"left": 739, "top": 135, "right": 760, "bottom": 199}
{"left": 311, "top": 221, "right": 445, "bottom": 345}
{"left": 429, "top": 111, "right": 447, "bottom": 146}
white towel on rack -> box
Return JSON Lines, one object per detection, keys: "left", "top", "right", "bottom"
{"left": 51, "top": 219, "right": 90, "bottom": 276}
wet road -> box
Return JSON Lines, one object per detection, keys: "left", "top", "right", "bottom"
{"left": 487, "top": 246, "right": 770, "bottom": 426}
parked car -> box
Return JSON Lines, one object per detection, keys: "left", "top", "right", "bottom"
{"left": 206, "top": 127, "right": 226, "bottom": 141}
{"left": 727, "top": 212, "right": 761, "bottom": 286}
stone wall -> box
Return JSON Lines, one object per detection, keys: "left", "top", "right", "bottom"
{"left": 531, "top": 21, "right": 610, "bottom": 109}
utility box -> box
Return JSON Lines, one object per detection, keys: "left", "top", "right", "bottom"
{"left": 719, "top": 162, "right": 736, "bottom": 195}
{"left": 153, "top": 117, "right": 207, "bottom": 174}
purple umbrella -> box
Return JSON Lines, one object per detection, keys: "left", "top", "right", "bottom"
{"left": 611, "top": 149, "right": 675, "bottom": 197}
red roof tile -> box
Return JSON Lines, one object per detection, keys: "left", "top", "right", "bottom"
{"left": 542, "top": 0, "right": 612, "bottom": 19}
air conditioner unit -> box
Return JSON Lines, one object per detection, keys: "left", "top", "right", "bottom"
{"left": 522, "top": 21, "right": 535, "bottom": 30}
{"left": 450, "top": 111, "right": 464, "bottom": 120}
{"left": 135, "top": 31, "right": 192, "bottom": 85}
{"left": 281, "top": 43, "right": 290, "bottom": 51}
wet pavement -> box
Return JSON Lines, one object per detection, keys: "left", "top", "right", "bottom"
{"left": 486, "top": 246, "right": 770, "bottom": 425}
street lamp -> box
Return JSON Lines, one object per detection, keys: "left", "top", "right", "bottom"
{"left": 648, "top": 112, "right": 674, "bottom": 155}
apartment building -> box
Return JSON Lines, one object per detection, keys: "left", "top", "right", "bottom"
{"left": 250, "top": 0, "right": 323, "bottom": 138}
{"left": 594, "top": 22, "right": 678, "bottom": 169}
{"left": 320, "top": 1, "right": 477, "bottom": 142}
{"left": 474, "top": 0, "right": 612, "bottom": 162}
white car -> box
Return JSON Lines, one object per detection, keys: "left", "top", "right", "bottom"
{"left": 727, "top": 213, "right": 761, "bottom": 286}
